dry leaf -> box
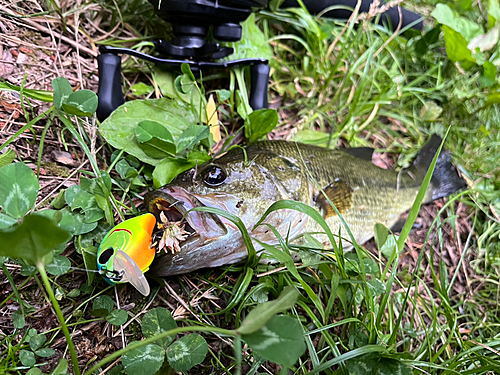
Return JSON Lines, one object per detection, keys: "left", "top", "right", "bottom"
{"left": 206, "top": 94, "right": 221, "bottom": 143}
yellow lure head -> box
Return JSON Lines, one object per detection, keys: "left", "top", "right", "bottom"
{"left": 97, "top": 213, "right": 156, "bottom": 296}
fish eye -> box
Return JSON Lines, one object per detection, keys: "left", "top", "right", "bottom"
{"left": 98, "top": 247, "right": 114, "bottom": 264}
{"left": 202, "top": 165, "right": 226, "bottom": 187}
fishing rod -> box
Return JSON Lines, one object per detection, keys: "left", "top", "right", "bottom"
{"left": 96, "top": 0, "right": 423, "bottom": 121}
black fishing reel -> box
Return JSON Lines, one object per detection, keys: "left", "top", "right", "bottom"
{"left": 97, "top": 0, "right": 270, "bottom": 121}
{"left": 96, "top": 0, "right": 423, "bottom": 121}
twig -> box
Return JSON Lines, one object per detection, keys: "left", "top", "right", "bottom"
{"left": 2, "top": 7, "right": 97, "bottom": 57}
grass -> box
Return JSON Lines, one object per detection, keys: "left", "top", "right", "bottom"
{"left": 0, "top": 0, "right": 500, "bottom": 374}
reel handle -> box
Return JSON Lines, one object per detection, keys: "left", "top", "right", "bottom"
{"left": 97, "top": 53, "right": 124, "bottom": 122}
{"left": 249, "top": 62, "right": 270, "bottom": 110}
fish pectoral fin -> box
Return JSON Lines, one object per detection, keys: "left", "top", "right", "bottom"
{"left": 314, "top": 180, "right": 353, "bottom": 219}
{"left": 343, "top": 147, "right": 374, "bottom": 161}
{"left": 113, "top": 250, "right": 151, "bottom": 296}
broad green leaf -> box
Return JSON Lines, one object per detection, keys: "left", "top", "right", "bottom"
{"left": 115, "top": 159, "right": 138, "bottom": 180}
{"left": 222, "top": 14, "right": 273, "bottom": 60}
{"left": 380, "top": 233, "right": 398, "bottom": 259}
{"left": 66, "top": 185, "right": 103, "bottom": 219}
{"left": 29, "top": 333, "right": 47, "bottom": 351}
{"left": 141, "top": 308, "right": 177, "bottom": 348}
{"left": 67, "top": 288, "right": 81, "bottom": 298}
{"left": 80, "top": 177, "right": 104, "bottom": 196}
{"left": 50, "top": 358, "right": 68, "bottom": 375}
{"left": 242, "top": 315, "right": 306, "bottom": 367}
{"left": 26, "top": 368, "right": 43, "bottom": 375}
{"left": 442, "top": 25, "right": 476, "bottom": 64}
{"left": 130, "top": 82, "right": 153, "bottom": 96}
{"left": 153, "top": 157, "right": 195, "bottom": 188}
{"left": 215, "top": 89, "right": 231, "bottom": 102}
{"left": 0, "top": 163, "right": 39, "bottom": 219}
{"left": 35, "top": 348, "right": 56, "bottom": 357}
{"left": 484, "top": 92, "right": 500, "bottom": 107}
{"left": 122, "top": 343, "right": 165, "bottom": 375}
{"left": 174, "top": 74, "right": 195, "bottom": 95}
{"left": 176, "top": 125, "right": 210, "bottom": 152}
{"left": 431, "top": 4, "right": 483, "bottom": 41}
{"left": 136, "top": 120, "right": 176, "bottom": 158}
{"left": 65, "top": 185, "right": 83, "bottom": 207}
{"left": 367, "top": 279, "right": 386, "bottom": 296}
{"left": 100, "top": 98, "right": 196, "bottom": 166}
{"left": 61, "top": 90, "right": 98, "bottom": 116}
{"left": 12, "top": 309, "right": 25, "bottom": 329}
{"left": 51, "top": 77, "right": 73, "bottom": 109}
{"left": 0, "top": 148, "right": 16, "bottom": 168}
{"left": 420, "top": 102, "right": 443, "bottom": 121}
{"left": 93, "top": 295, "right": 114, "bottom": 312}
{"left": 374, "top": 223, "right": 389, "bottom": 250}
{"left": 237, "top": 286, "right": 300, "bottom": 335}
{"left": 246, "top": 109, "right": 279, "bottom": 143}
{"left": 19, "top": 349, "right": 36, "bottom": 367}
{"left": 483, "top": 60, "right": 497, "bottom": 82}
{"left": 106, "top": 309, "right": 128, "bottom": 326}
{"left": 38, "top": 208, "right": 97, "bottom": 236}
{"left": 51, "top": 190, "right": 66, "bottom": 209}
{"left": 153, "top": 67, "right": 205, "bottom": 111}
{"left": 66, "top": 187, "right": 105, "bottom": 223}
{"left": 59, "top": 210, "right": 97, "bottom": 235}
{"left": 152, "top": 150, "right": 212, "bottom": 188}
{"left": 0, "top": 215, "right": 70, "bottom": 266}
{"left": 181, "top": 63, "right": 196, "bottom": 82}
{"left": 81, "top": 172, "right": 111, "bottom": 197}
{"left": 166, "top": 333, "right": 208, "bottom": 372}
{"left": 20, "top": 261, "right": 36, "bottom": 277}
{"left": 489, "top": 0, "right": 500, "bottom": 28}
{"left": 0, "top": 213, "right": 17, "bottom": 229}
{"left": 46, "top": 255, "right": 71, "bottom": 276}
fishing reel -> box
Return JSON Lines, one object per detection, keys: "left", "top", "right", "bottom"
{"left": 96, "top": 0, "right": 424, "bottom": 121}
{"left": 96, "top": 0, "right": 270, "bottom": 121}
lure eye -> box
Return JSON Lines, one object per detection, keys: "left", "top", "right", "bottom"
{"left": 202, "top": 166, "right": 226, "bottom": 187}
{"left": 99, "top": 247, "right": 114, "bottom": 265}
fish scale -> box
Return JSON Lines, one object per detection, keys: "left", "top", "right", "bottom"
{"left": 248, "top": 141, "right": 423, "bottom": 247}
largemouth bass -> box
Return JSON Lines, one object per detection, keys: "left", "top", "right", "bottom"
{"left": 145, "top": 136, "right": 466, "bottom": 276}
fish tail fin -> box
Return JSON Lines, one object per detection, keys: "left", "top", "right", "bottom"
{"left": 409, "top": 135, "right": 467, "bottom": 203}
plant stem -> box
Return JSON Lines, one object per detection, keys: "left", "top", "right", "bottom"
{"left": 36, "top": 262, "right": 81, "bottom": 375}
{"left": 84, "top": 326, "right": 236, "bottom": 375}
{"left": 2, "top": 264, "right": 25, "bottom": 317}
{"left": 55, "top": 108, "right": 100, "bottom": 176}
{"left": 234, "top": 67, "right": 252, "bottom": 119}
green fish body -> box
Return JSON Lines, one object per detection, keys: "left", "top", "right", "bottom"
{"left": 145, "top": 136, "right": 465, "bottom": 276}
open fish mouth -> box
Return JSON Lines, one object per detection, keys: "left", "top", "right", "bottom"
{"left": 144, "top": 187, "right": 228, "bottom": 250}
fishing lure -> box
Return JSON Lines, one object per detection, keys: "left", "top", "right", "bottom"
{"left": 97, "top": 213, "right": 157, "bottom": 296}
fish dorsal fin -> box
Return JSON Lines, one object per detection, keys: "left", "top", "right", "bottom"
{"left": 343, "top": 147, "right": 374, "bottom": 161}
{"left": 314, "top": 180, "right": 353, "bottom": 219}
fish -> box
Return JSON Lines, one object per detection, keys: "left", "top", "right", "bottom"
{"left": 144, "top": 135, "right": 466, "bottom": 277}
{"left": 97, "top": 213, "right": 156, "bottom": 295}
